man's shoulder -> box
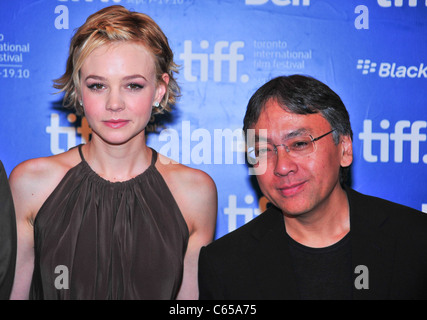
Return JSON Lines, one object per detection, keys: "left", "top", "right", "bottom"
{"left": 348, "top": 187, "right": 427, "bottom": 230}
{"left": 348, "top": 187, "right": 423, "bottom": 214}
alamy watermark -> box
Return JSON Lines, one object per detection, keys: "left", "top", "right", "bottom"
{"left": 46, "top": 116, "right": 427, "bottom": 175}
{"left": 354, "top": 265, "right": 369, "bottom": 290}
{"left": 54, "top": 265, "right": 69, "bottom": 290}
{"left": 46, "top": 117, "right": 267, "bottom": 175}
{"left": 54, "top": 264, "right": 369, "bottom": 291}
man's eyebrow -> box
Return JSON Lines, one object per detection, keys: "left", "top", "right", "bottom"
{"left": 282, "top": 128, "right": 310, "bottom": 140}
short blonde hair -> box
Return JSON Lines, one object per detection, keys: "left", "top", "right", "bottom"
{"left": 54, "top": 5, "right": 180, "bottom": 116}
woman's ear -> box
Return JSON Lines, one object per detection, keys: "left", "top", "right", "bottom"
{"left": 155, "top": 73, "right": 169, "bottom": 104}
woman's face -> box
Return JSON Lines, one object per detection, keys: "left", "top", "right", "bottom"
{"left": 79, "top": 41, "right": 168, "bottom": 145}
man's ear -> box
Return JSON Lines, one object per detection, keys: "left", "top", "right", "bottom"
{"left": 340, "top": 135, "right": 353, "bottom": 168}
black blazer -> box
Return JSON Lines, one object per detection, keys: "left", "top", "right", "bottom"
{"left": 0, "top": 161, "right": 16, "bottom": 299}
{"left": 198, "top": 188, "right": 427, "bottom": 299}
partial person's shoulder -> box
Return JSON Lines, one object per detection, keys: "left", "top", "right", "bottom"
{"left": 0, "top": 160, "right": 8, "bottom": 181}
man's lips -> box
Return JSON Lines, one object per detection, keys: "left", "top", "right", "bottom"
{"left": 277, "top": 181, "right": 307, "bottom": 197}
{"left": 103, "top": 119, "right": 130, "bottom": 129}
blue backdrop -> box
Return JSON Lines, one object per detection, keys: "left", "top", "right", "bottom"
{"left": 1, "top": 0, "right": 426, "bottom": 240}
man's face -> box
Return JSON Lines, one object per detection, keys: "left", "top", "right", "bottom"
{"left": 251, "top": 99, "right": 353, "bottom": 218}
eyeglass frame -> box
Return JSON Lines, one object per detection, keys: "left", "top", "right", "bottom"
{"left": 247, "top": 129, "right": 336, "bottom": 164}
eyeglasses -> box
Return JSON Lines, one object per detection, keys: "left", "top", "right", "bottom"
{"left": 247, "top": 129, "right": 336, "bottom": 165}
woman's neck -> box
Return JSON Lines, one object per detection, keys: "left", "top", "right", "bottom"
{"left": 82, "top": 135, "right": 152, "bottom": 182}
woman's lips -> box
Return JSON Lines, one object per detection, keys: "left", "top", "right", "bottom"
{"left": 103, "top": 119, "right": 130, "bottom": 129}
{"left": 277, "top": 181, "right": 306, "bottom": 197}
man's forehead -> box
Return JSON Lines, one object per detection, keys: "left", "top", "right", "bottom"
{"left": 253, "top": 105, "right": 311, "bottom": 131}
{"left": 251, "top": 104, "right": 331, "bottom": 141}
{"left": 255, "top": 100, "right": 328, "bottom": 126}
{"left": 256, "top": 100, "right": 303, "bottom": 122}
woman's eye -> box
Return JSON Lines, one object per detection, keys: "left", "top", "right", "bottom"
{"left": 128, "top": 83, "right": 143, "bottom": 90}
{"left": 87, "top": 83, "right": 104, "bottom": 91}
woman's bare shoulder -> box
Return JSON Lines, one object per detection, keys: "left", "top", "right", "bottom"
{"left": 156, "top": 153, "right": 217, "bottom": 196}
{"left": 9, "top": 148, "right": 82, "bottom": 218}
{"left": 156, "top": 152, "right": 218, "bottom": 232}
{"left": 10, "top": 148, "right": 80, "bottom": 183}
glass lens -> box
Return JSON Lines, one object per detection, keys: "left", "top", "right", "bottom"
{"left": 246, "top": 135, "right": 315, "bottom": 164}
{"left": 287, "top": 136, "right": 314, "bottom": 156}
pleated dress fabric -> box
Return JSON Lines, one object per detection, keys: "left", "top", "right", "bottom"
{"left": 30, "top": 146, "right": 189, "bottom": 300}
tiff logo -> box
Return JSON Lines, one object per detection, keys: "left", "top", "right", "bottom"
{"left": 224, "top": 194, "right": 262, "bottom": 232}
{"left": 46, "top": 113, "right": 91, "bottom": 155}
{"left": 359, "top": 119, "right": 427, "bottom": 163}
{"left": 179, "top": 40, "right": 247, "bottom": 83}
{"left": 378, "top": 0, "right": 427, "bottom": 6}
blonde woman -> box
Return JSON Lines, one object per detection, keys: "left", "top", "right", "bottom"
{"left": 9, "top": 5, "right": 217, "bottom": 300}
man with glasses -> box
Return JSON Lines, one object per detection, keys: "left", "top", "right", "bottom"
{"left": 198, "top": 75, "right": 427, "bottom": 299}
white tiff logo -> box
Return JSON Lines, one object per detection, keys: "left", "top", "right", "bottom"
{"left": 358, "top": 119, "right": 427, "bottom": 164}
{"left": 179, "top": 40, "right": 247, "bottom": 83}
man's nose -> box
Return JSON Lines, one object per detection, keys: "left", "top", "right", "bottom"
{"left": 273, "top": 146, "right": 298, "bottom": 177}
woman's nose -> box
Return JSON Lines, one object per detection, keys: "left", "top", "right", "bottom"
{"left": 106, "top": 89, "right": 124, "bottom": 112}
